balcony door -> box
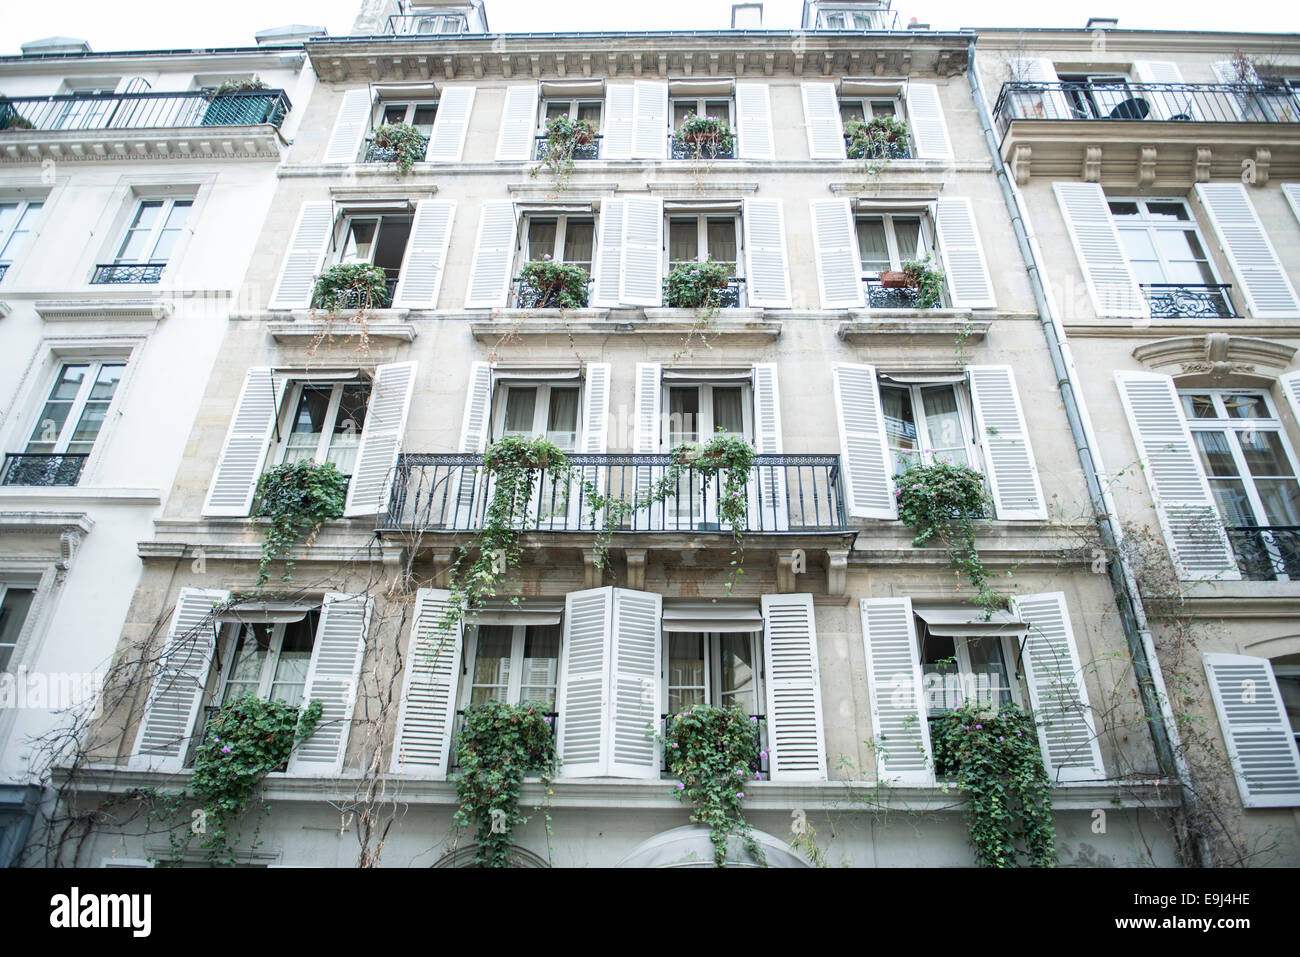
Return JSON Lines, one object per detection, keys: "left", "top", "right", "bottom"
{"left": 667, "top": 213, "right": 742, "bottom": 305}
{"left": 337, "top": 214, "right": 413, "bottom": 306}
{"left": 492, "top": 382, "right": 582, "bottom": 527}
{"left": 1109, "top": 198, "right": 1229, "bottom": 318}
{"left": 1059, "top": 74, "right": 1136, "bottom": 119}
{"left": 664, "top": 382, "right": 752, "bottom": 529}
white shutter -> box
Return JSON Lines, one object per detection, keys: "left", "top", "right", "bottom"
{"left": 323, "top": 88, "right": 371, "bottom": 164}
{"left": 632, "top": 80, "right": 668, "bottom": 159}
{"left": 131, "top": 587, "right": 229, "bottom": 771}
{"left": 1115, "top": 371, "right": 1239, "bottom": 580}
{"left": 1195, "top": 183, "right": 1300, "bottom": 318}
{"left": 1009, "top": 57, "right": 1071, "bottom": 118}
{"left": 579, "top": 362, "right": 611, "bottom": 528}
{"left": 859, "top": 597, "right": 933, "bottom": 786}
{"left": 269, "top": 201, "right": 333, "bottom": 309}
{"left": 591, "top": 199, "right": 625, "bottom": 307}
{"left": 752, "top": 363, "right": 788, "bottom": 532}
{"left": 634, "top": 362, "right": 663, "bottom": 529}
{"left": 1283, "top": 183, "right": 1300, "bottom": 228}
{"left": 288, "top": 592, "right": 373, "bottom": 776}
{"left": 1134, "top": 61, "right": 1200, "bottom": 120}
{"left": 463, "top": 201, "right": 518, "bottom": 308}
{"left": 608, "top": 588, "right": 663, "bottom": 778}
{"left": 762, "top": 593, "right": 827, "bottom": 781}
{"left": 935, "top": 197, "right": 995, "bottom": 309}
{"left": 392, "top": 200, "right": 455, "bottom": 308}
{"left": 202, "top": 367, "right": 283, "bottom": 517}
{"left": 556, "top": 587, "right": 614, "bottom": 777}
{"left": 1280, "top": 371, "right": 1300, "bottom": 431}
{"left": 425, "top": 85, "right": 474, "bottom": 161}
{"left": 452, "top": 361, "right": 492, "bottom": 527}
{"left": 742, "top": 198, "right": 791, "bottom": 308}
{"left": 390, "top": 588, "right": 462, "bottom": 778}
{"left": 832, "top": 363, "right": 896, "bottom": 519}
{"left": 602, "top": 84, "right": 635, "bottom": 159}
{"left": 905, "top": 83, "right": 953, "bottom": 161}
{"left": 1203, "top": 653, "right": 1300, "bottom": 808}
{"left": 1211, "top": 60, "right": 1249, "bottom": 119}
{"left": 735, "top": 82, "right": 774, "bottom": 160}
{"left": 344, "top": 360, "right": 417, "bottom": 517}
{"left": 801, "top": 81, "right": 846, "bottom": 160}
{"left": 1011, "top": 592, "right": 1106, "bottom": 782}
{"left": 494, "top": 84, "right": 539, "bottom": 161}
{"left": 810, "top": 199, "right": 866, "bottom": 309}
{"left": 967, "top": 365, "right": 1046, "bottom": 520}
{"left": 1053, "top": 182, "right": 1148, "bottom": 320}
{"left": 619, "top": 196, "right": 663, "bottom": 307}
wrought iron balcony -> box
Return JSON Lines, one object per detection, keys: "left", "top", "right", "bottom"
{"left": 846, "top": 135, "right": 913, "bottom": 160}
{"left": 664, "top": 269, "right": 745, "bottom": 309}
{"left": 669, "top": 134, "right": 735, "bottom": 160}
{"left": 864, "top": 277, "right": 943, "bottom": 309}
{"left": 512, "top": 270, "right": 592, "bottom": 309}
{"left": 363, "top": 133, "right": 429, "bottom": 164}
{"left": 0, "top": 89, "right": 291, "bottom": 133}
{"left": 533, "top": 133, "right": 602, "bottom": 161}
{"left": 1225, "top": 526, "right": 1300, "bottom": 581}
{"left": 379, "top": 453, "right": 848, "bottom": 536}
{"left": 1, "top": 452, "right": 88, "bottom": 487}
{"left": 662, "top": 713, "right": 768, "bottom": 778}
{"left": 385, "top": 13, "right": 469, "bottom": 35}
{"left": 91, "top": 262, "right": 166, "bottom": 285}
{"left": 310, "top": 277, "right": 398, "bottom": 310}
{"left": 1140, "top": 283, "right": 1238, "bottom": 319}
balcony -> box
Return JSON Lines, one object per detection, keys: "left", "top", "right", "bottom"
{"left": 0, "top": 453, "right": 87, "bottom": 487}
{"left": 90, "top": 262, "right": 166, "bottom": 285}
{"left": 663, "top": 273, "right": 745, "bottom": 309}
{"left": 512, "top": 271, "right": 592, "bottom": 309}
{"left": 363, "top": 133, "right": 429, "bottom": 164}
{"left": 864, "top": 277, "right": 943, "bottom": 309}
{"left": 385, "top": 13, "right": 469, "bottom": 35}
{"left": 1226, "top": 526, "right": 1300, "bottom": 582}
{"left": 0, "top": 90, "right": 291, "bottom": 133}
{"left": 846, "top": 135, "right": 912, "bottom": 160}
{"left": 669, "top": 134, "right": 734, "bottom": 160}
{"left": 533, "top": 133, "right": 602, "bottom": 162}
{"left": 1140, "top": 283, "right": 1238, "bottom": 319}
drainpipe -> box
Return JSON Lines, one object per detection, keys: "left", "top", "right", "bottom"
{"left": 965, "top": 35, "right": 1212, "bottom": 865}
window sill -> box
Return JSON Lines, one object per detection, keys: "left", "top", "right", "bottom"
{"left": 267, "top": 318, "right": 417, "bottom": 342}
{"left": 838, "top": 316, "right": 989, "bottom": 343}
{"left": 469, "top": 311, "right": 782, "bottom": 342}
{"left": 0, "top": 486, "right": 161, "bottom": 505}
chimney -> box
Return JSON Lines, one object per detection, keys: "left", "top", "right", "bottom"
{"left": 907, "top": 17, "right": 931, "bottom": 30}
{"left": 21, "top": 36, "right": 92, "bottom": 55}
{"left": 254, "top": 24, "right": 328, "bottom": 46}
{"left": 1085, "top": 17, "right": 1119, "bottom": 29}
{"left": 731, "top": 3, "right": 763, "bottom": 28}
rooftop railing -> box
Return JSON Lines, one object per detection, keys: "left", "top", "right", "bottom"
{"left": 0, "top": 89, "right": 291, "bottom": 133}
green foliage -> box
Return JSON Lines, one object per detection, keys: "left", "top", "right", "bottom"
{"left": 902, "top": 254, "right": 946, "bottom": 309}
{"left": 312, "top": 262, "right": 391, "bottom": 311}
{"left": 517, "top": 257, "right": 591, "bottom": 309}
{"left": 662, "top": 705, "right": 766, "bottom": 867}
{"left": 529, "top": 114, "right": 598, "bottom": 189}
{"left": 844, "top": 115, "right": 910, "bottom": 159}
{"left": 371, "top": 121, "right": 427, "bottom": 174}
{"left": 453, "top": 700, "right": 556, "bottom": 867}
{"left": 675, "top": 112, "right": 735, "bottom": 156}
{"left": 252, "top": 459, "right": 348, "bottom": 590}
{"left": 930, "top": 703, "right": 1055, "bottom": 867}
{"left": 663, "top": 257, "right": 734, "bottom": 309}
{"left": 212, "top": 76, "right": 268, "bottom": 94}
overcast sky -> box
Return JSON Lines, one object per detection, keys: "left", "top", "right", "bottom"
{"left": 5, "top": 0, "right": 1298, "bottom": 55}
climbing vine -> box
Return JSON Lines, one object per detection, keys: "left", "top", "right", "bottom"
{"left": 252, "top": 459, "right": 348, "bottom": 590}
{"left": 516, "top": 257, "right": 591, "bottom": 308}
{"left": 313, "top": 262, "right": 391, "bottom": 311}
{"left": 529, "top": 114, "right": 598, "bottom": 191}
{"left": 901, "top": 255, "right": 947, "bottom": 309}
{"left": 845, "top": 116, "right": 910, "bottom": 160}
{"left": 370, "top": 121, "right": 427, "bottom": 175}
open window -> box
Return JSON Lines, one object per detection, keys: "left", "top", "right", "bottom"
{"left": 214, "top": 612, "right": 320, "bottom": 708}
{"left": 878, "top": 375, "right": 982, "bottom": 477}
{"left": 0, "top": 583, "right": 36, "bottom": 672}
{"left": 272, "top": 377, "right": 372, "bottom": 479}
{"left": 538, "top": 92, "right": 603, "bottom": 160}
{"left": 514, "top": 210, "right": 595, "bottom": 307}
{"left": 856, "top": 208, "right": 939, "bottom": 308}
{"left": 663, "top": 372, "right": 754, "bottom": 529}
{"left": 1057, "top": 72, "right": 1140, "bottom": 119}
{"left": 328, "top": 209, "right": 414, "bottom": 308}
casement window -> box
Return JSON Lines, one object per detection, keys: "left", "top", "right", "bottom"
{"left": 879, "top": 379, "right": 980, "bottom": 476}
{"left": 0, "top": 585, "right": 36, "bottom": 672}
{"left": 325, "top": 86, "right": 474, "bottom": 165}
{"left": 1277, "top": 665, "right": 1300, "bottom": 749}
{"left": 802, "top": 80, "right": 950, "bottom": 161}
{"left": 514, "top": 213, "right": 596, "bottom": 307}
{"left": 493, "top": 380, "right": 581, "bottom": 451}
{"left": 462, "top": 622, "right": 562, "bottom": 709}
{"left": 1058, "top": 73, "right": 1138, "bottom": 119}
{"left": 541, "top": 98, "right": 602, "bottom": 139}
{"left": 817, "top": 9, "right": 879, "bottom": 29}
{"left": 839, "top": 95, "right": 903, "bottom": 126}
{"left": 332, "top": 212, "right": 413, "bottom": 306}
{"left": 1204, "top": 653, "right": 1300, "bottom": 807}
{"left": 274, "top": 380, "right": 372, "bottom": 477}
{"left": 377, "top": 99, "right": 438, "bottom": 136}
{"left": 215, "top": 613, "right": 320, "bottom": 707}
{"left": 856, "top": 211, "right": 939, "bottom": 307}
{"left": 915, "top": 610, "right": 1025, "bottom": 717}
{"left": 91, "top": 198, "right": 192, "bottom": 284}
{"left": 0, "top": 200, "right": 43, "bottom": 281}
{"left": 671, "top": 95, "right": 733, "bottom": 130}
{"left": 664, "top": 380, "right": 752, "bottom": 446}
{"left": 665, "top": 630, "right": 762, "bottom": 715}
{"left": 667, "top": 211, "right": 743, "bottom": 305}
{"left": 410, "top": 14, "right": 466, "bottom": 34}
{"left": 1108, "top": 198, "right": 1231, "bottom": 318}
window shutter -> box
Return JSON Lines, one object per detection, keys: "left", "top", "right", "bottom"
{"left": 608, "top": 588, "right": 663, "bottom": 779}
{"left": 935, "top": 197, "right": 995, "bottom": 309}
{"left": 752, "top": 363, "right": 788, "bottom": 531}
{"left": 859, "top": 597, "right": 933, "bottom": 785}
{"left": 735, "top": 81, "right": 774, "bottom": 160}
{"left": 131, "top": 587, "right": 229, "bottom": 771}
{"left": 591, "top": 199, "right": 625, "bottom": 307}
{"left": 453, "top": 361, "right": 493, "bottom": 527}
{"left": 425, "top": 85, "right": 474, "bottom": 161}
{"left": 579, "top": 362, "right": 611, "bottom": 528}
{"left": 801, "top": 81, "right": 846, "bottom": 159}
{"left": 1280, "top": 371, "right": 1300, "bottom": 430}
{"left": 810, "top": 198, "right": 865, "bottom": 309}
{"left": 619, "top": 196, "right": 663, "bottom": 307}
{"left": 602, "top": 84, "right": 635, "bottom": 159}
{"left": 1195, "top": 183, "right": 1300, "bottom": 318}
{"left": 1134, "top": 61, "right": 1199, "bottom": 120}
{"left": 742, "top": 198, "right": 792, "bottom": 308}
{"left": 323, "top": 89, "right": 371, "bottom": 163}
{"left": 392, "top": 200, "right": 455, "bottom": 308}
{"left": 494, "top": 84, "right": 539, "bottom": 161}
{"left": 269, "top": 201, "right": 333, "bottom": 309}
{"left": 287, "top": 592, "right": 373, "bottom": 776}
{"left": 202, "top": 367, "right": 282, "bottom": 517}
{"left": 557, "top": 586, "right": 614, "bottom": 777}
{"left": 632, "top": 80, "right": 668, "bottom": 159}
{"left": 1283, "top": 183, "right": 1300, "bottom": 228}
{"left": 1052, "top": 182, "right": 1148, "bottom": 319}
{"left": 1203, "top": 653, "right": 1300, "bottom": 808}
{"left": 344, "top": 360, "right": 417, "bottom": 518}
{"left": 1211, "top": 60, "right": 1250, "bottom": 119}
{"left": 1008, "top": 57, "right": 1071, "bottom": 118}
{"left": 390, "top": 588, "right": 462, "bottom": 778}
{"left": 634, "top": 362, "right": 663, "bottom": 529}
{"left": 762, "top": 593, "right": 827, "bottom": 781}
{"left": 904, "top": 83, "right": 953, "bottom": 161}
{"left": 464, "top": 201, "right": 518, "bottom": 308}
{"left": 1010, "top": 592, "right": 1106, "bottom": 782}
{"left": 832, "top": 363, "right": 896, "bottom": 519}
{"left": 1115, "top": 371, "right": 1240, "bottom": 580}
{"left": 967, "top": 365, "right": 1046, "bottom": 520}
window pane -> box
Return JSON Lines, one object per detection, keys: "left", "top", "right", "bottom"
{"left": 668, "top": 387, "right": 699, "bottom": 446}
{"left": 411, "top": 104, "right": 438, "bottom": 133}
{"left": 164, "top": 201, "right": 192, "bottom": 230}
{"left": 562, "top": 220, "right": 594, "bottom": 268}
{"left": 712, "top": 387, "right": 744, "bottom": 436}
{"left": 965, "top": 637, "right": 1013, "bottom": 708}
{"left": 921, "top": 386, "right": 967, "bottom": 466}
{"left": 919, "top": 630, "right": 959, "bottom": 713}
{"left": 270, "top": 615, "right": 316, "bottom": 703}
{"left": 0, "top": 204, "right": 17, "bottom": 238}
{"left": 672, "top": 101, "right": 695, "bottom": 128}
{"left": 471, "top": 626, "right": 513, "bottom": 702}
{"left": 1194, "top": 432, "right": 1240, "bottom": 478}
{"left": 668, "top": 219, "right": 698, "bottom": 263}
{"left": 1117, "top": 228, "right": 1158, "bottom": 261}
{"left": 342, "top": 220, "right": 377, "bottom": 263}
{"left": 223, "top": 624, "right": 272, "bottom": 703}
{"left": 0, "top": 587, "right": 35, "bottom": 672}
{"left": 326, "top": 384, "right": 370, "bottom": 475}
{"left": 1144, "top": 202, "right": 1191, "bottom": 222}
{"left": 704, "top": 100, "right": 730, "bottom": 120}
{"left": 545, "top": 101, "right": 569, "bottom": 122}
{"left": 527, "top": 219, "right": 557, "bottom": 261}
{"left": 503, "top": 388, "right": 537, "bottom": 435}
{"left": 373, "top": 216, "right": 412, "bottom": 274}
{"left": 1222, "top": 393, "right": 1268, "bottom": 419}
{"left": 668, "top": 633, "right": 706, "bottom": 713}
{"left": 383, "top": 104, "right": 407, "bottom": 124}
{"left": 130, "top": 201, "right": 163, "bottom": 231}
{"left": 706, "top": 218, "right": 736, "bottom": 264}
{"left": 576, "top": 101, "right": 602, "bottom": 129}
{"left": 1255, "top": 480, "right": 1300, "bottom": 526}
{"left": 1208, "top": 478, "right": 1254, "bottom": 526}
{"left": 1240, "top": 430, "right": 1295, "bottom": 478}
{"left": 718, "top": 633, "right": 756, "bottom": 714}
{"left": 839, "top": 101, "right": 866, "bottom": 125}
{"left": 856, "top": 218, "right": 889, "bottom": 272}
{"left": 869, "top": 99, "right": 897, "bottom": 119}
{"left": 546, "top": 388, "right": 579, "bottom": 450}
{"left": 27, "top": 365, "right": 88, "bottom": 451}
{"left": 881, "top": 385, "right": 918, "bottom": 473}
{"left": 1181, "top": 394, "right": 1218, "bottom": 419}
{"left": 1107, "top": 201, "right": 1141, "bottom": 219}
{"left": 520, "top": 624, "right": 560, "bottom": 708}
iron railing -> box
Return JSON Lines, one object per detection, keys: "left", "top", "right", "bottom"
{"left": 1141, "top": 283, "right": 1238, "bottom": 319}
{"left": 363, "top": 132, "right": 429, "bottom": 164}
{"left": 1, "top": 452, "right": 88, "bottom": 486}
{"left": 184, "top": 706, "right": 222, "bottom": 769}
{"left": 91, "top": 262, "right": 166, "bottom": 284}
{"left": 865, "top": 277, "right": 943, "bottom": 309}
{"left": 533, "top": 133, "right": 602, "bottom": 161}
{"left": 1225, "top": 526, "right": 1300, "bottom": 581}
{"left": 0, "top": 264, "right": 7, "bottom": 282}
{"left": 448, "top": 709, "right": 558, "bottom": 771}
{"left": 311, "top": 277, "right": 398, "bottom": 310}
{"left": 664, "top": 268, "right": 745, "bottom": 308}
{"left": 512, "top": 270, "right": 592, "bottom": 309}
{"left": 669, "top": 133, "right": 735, "bottom": 160}
{"left": 846, "top": 134, "right": 913, "bottom": 160}
{"left": 380, "top": 453, "right": 848, "bottom": 535}
{"left": 662, "top": 713, "right": 768, "bottom": 777}
{"left": 0, "top": 90, "right": 291, "bottom": 133}
{"left": 385, "top": 13, "right": 470, "bottom": 35}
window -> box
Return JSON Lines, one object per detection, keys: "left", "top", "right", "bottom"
{"left": 54, "top": 83, "right": 117, "bottom": 130}
{"left": 542, "top": 98, "right": 602, "bottom": 132}
{"left": 1058, "top": 73, "right": 1137, "bottom": 119}
{"left": 1109, "top": 198, "right": 1230, "bottom": 317}
{"left": 665, "top": 631, "right": 762, "bottom": 715}
{"left": 667, "top": 212, "right": 742, "bottom": 304}
{"left": 334, "top": 213, "right": 413, "bottom": 305}
{"left": 274, "top": 381, "right": 372, "bottom": 477}
{"left": 413, "top": 14, "right": 466, "bottom": 34}
{"left": 0, "top": 200, "right": 43, "bottom": 280}
{"left": 464, "top": 623, "right": 561, "bottom": 708}
{"left": 5, "top": 360, "right": 125, "bottom": 486}
{"left": 917, "top": 617, "right": 1022, "bottom": 721}
{"left": 879, "top": 380, "right": 978, "bottom": 476}
{"left": 1276, "top": 663, "right": 1300, "bottom": 748}
{"left": 493, "top": 381, "right": 580, "bottom": 451}
{"left": 838, "top": 95, "right": 902, "bottom": 127}
{"left": 664, "top": 379, "right": 752, "bottom": 525}
{"left": 819, "top": 9, "right": 878, "bottom": 29}
{"left": 670, "top": 96, "right": 734, "bottom": 159}
{"left": 94, "top": 199, "right": 192, "bottom": 284}
{"left": 378, "top": 100, "right": 438, "bottom": 136}
{"left": 0, "top": 585, "right": 36, "bottom": 672}
{"left": 856, "top": 211, "right": 937, "bottom": 306}
{"left": 516, "top": 213, "right": 595, "bottom": 306}
{"left": 217, "top": 613, "right": 319, "bottom": 706}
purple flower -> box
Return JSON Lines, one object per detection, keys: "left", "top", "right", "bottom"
{"left": 755, "top": 771, "right": 762, "bottom": 779}
{"left": 759, "top": 749, "right": 768, "bottom": 760}
{"left": 737, "top": 792, "right": 745, "bottom": 798}
{"left": 221, "top": 745, "right": 232, "bottom": 754}
{"left": 749, "top": 716, "right": 758, "bottom": 724}
{"left": 998, "top": 735, "right": 1005, "bottom": 741}
{"left": 671, "top": 742, "right": 679, "bottom": 749}
{"left": 975, "top": 724, "right": 983, "bottom": 730}
{"left": 677, "top": 782, "right": 686, "bottom": 790}
{"left": 543, "top": 716, "right": 552, "bottom": 723}
{"left": 1017, "top": 731, "right": 1023, "bottom": 737}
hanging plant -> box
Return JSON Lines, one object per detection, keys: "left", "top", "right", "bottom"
{"left": 663, "top": 257, "right": 734, "bottom": 309}
{"left": 212, "top": 76, "right": 268, "bottom": 95}
{"left": 845, "top": 116, "right": 911, "bottom": 160}
{"left": 675, "top": 113, "right": 735, "bottom": 158}
{"left": 901, "top": 255, "right": 947, "bottom": 309}
{"left": 516, "top": 256, "right": 591, "bottom": 309}
{"left": 252, "top": 459, "right": 348, "bottom": 590}
{"left": 530, "top": 114, "right": 598, "bottom": 190}
{"left": 312, "top": 262, "right": 392, "bottom": 311}
{"left": 369, "top": 121, "right": 428, "bottom": 174}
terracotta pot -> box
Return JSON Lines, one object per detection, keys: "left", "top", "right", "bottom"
{"left": 879, "top": 271, "right": 911, "bottom": 288}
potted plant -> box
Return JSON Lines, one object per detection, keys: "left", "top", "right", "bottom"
{"left": 879, "top": 269, "right": 910, "bottom": 288}
{"left": 675, "top": 113, "right": 735, "bottom": 158}
{"left": 901, "top": 255, "right": 946, "bottom": 309}
{"left": 201, "top": 77, "right": 273, "bottom": 127}
{"left": 368, "top": 121, "right": 427, "bottom": 174}
{"left": 663, "top": 257, "right": 734, "bottom": 309}
{"left": 311, "top": 262, "right": 392, "bottom": 311}
{"left": 844, "top": 116, "right": 910, "bottom": 160}
{"left": 515, "top": 255, "right": 590, "bottom": 309}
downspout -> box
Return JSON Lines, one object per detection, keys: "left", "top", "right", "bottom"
{"left": 965, "top": 35, "right": 1212, "bottom": 865}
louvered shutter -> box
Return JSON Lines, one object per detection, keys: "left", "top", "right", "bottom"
{"left": 202, "top": 367, "right": 283, "bottom": 517}
{"left": 602, "top": 84, "right": 635, "bottom": 159}
{"left": 742, "top": 198, "right": 791, "bottom": 308}
{"left": 323, "top": 89, "right": 371, "bottom": 163}
{"left": 131, "top": 587, "right": 229, "bottom": 771}
{"left": 1280, "top": 371, "right": 1300, "bottom": 431}
{"left": 269, "top": 201, "right": 333, "bottom": 309}
{"left": 1195, "top": 183, "right": 1300, "bottom": 318}
{"left": 634, "top": 362, "right": 663, "bottom": 529}
{"left": 935, "top": 197, "right": 995, "bottom": 309}
{"left": 1134, "top": 61, "right": 1199, "bottom": 120}
{"left": 762, "top": 593, "right": 827, "bottom": 781}
{"left": 464, "top": 201, "right": 518, "bottom": 308}
{"left": 1008, "top": 57, "right": 1071, "bottom": 118}
{"left": 344, "top": 361, "right": 417, "bottom": 518}
{"left": 392, "top": 200, "right": 455, "bottom": 308}
{"left": 1053, "top": 182, "right": 1148, "bottom": 319}
{"left": 494, "top": 84, "right": 539, "bottom": 161}
{"left": 752, "top": 363, "right": 788, "bottom": 531}
{"left": 619, "top": 196, "right": 663, "bottom": 307}
{"left": 632, "top": 80, "right": 668, "bottom": 159}
{"left": 832, "top": 363, "right": 895, "bottom": 519}
{"left": 1115, "top": 371, "right": 1239, "bottom": 580}
{"left": 1211, "top": 60, "right": 1249, "bottom": 119}
{"left": 967, "top": 365, "right": 1046, "bottom": 520}
{"left": 578, "top": 363, "right": 610, "bottom": 529}
{"left": 390, "top": 588, "right": 462, "bottom": 778}
{"left": 1203, "top": 653, "right": 1300, "bottom": 808}
{"left": 801, "top": 81, "right": 846, "bottom": 159}
{"left": 810, "top": 199, "right": 866, "bottom": 309}
{"left": 591, "top": 199, "right": 625, "bottom": 307}
{"left": 859, "top": 597, "right": 933, "bottom": 786}
{"left": 425, "top": 85, "right": 474, "bottom": 161}
{"left": 288, "top": 592, "right": 373, "bottom": 776}
{"left": 735, "top": 82, "right": 774, "bottom": 160}
{"left": 1011, "top": 592, "right": 1106, "bottom": 782}
{"left": 1283, "top": 183, "right": 1300, "bottom": 227}
{"left": 608, "top": 588, "right": 662, "bottom": 778}
{"left": 452, "top": 361, "right": 492, "bottom": 528}
{"left": 904, "top": 83, "right": 953, "bottom": 161}
{"left": 556, "top": 587, "right": 614, "bottom": 777}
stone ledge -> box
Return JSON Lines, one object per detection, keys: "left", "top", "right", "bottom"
{"left": 838, "top": 316, "right": 990, "bottom": 343}
{"left": 267, "top": 320, "right": 417, "bottom": 343}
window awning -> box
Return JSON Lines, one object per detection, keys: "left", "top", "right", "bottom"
{"left": 662, "top": 366, "right": 753, "bottom": 382}
{"left": 514, "top": 201, "right": 595, "bottom": 218}
{"left": 915, "top": 606, "right": 1027, "bottom": 638}
{"left": 491, "top": 365, "right": 582, "bottom": 381}
{"left": 540, "top": 79, "right": 604, "bottom": 98}
{"left": 880, "top": 371, "right": 967, "bottom": 386}
{"left": 662, "top": 602, "right": 763, "bottom": 633}
{"left": 663, "top": 199, "right": 743, "bottom": 213}
{"left": 271, "top": 368, "right": 363, "bottom": 382}
{"left": 219, "top": 601, "right": 316, "bottom": 625}
{"left": 371, "top": 81, "right": 438, "bottom": 100}
{"left": 840, "top": 77, "right": 907, "bottom": 98}
{"left": 853, "top": 198, "right": 938, "bottom": 212}
{"left": 668, "top": 79, "right": 735, "bottom": 97}
{"left": 466, "top": 601, "right": 564, "bottom": 627}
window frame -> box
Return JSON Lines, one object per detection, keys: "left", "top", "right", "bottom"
{"left": 916, "top": 617, "right": 1026, "bottom": 718}
{"left": 661, "top": 380, "right": 754, "bottom": 448}
{"left": 662, "top": 629, "right": 765, "bottom": 716}
{"left": 271, "top": 379, "right": 373, "bottom": 477}
{"left": 519, "top": 212, "right": 596, "bottom": 274}
{"left": 539, "top": 97, "right": 604, "bottom": 132}
{"left": 1107, "top": 197, "right": 1224, "bottom": 288}
{"left": 111, "top": 197, "right": 193, "bottom": 266}
{"left": 665, "top": 210, "right": 745, "bottom": 304}
{"left": 490, "top": 380, "right": 583, "bottom": 451}
{"left": 1274, "top": 663, "right": 1300, "bottom": 748}
{"left": 879, "top": 379, "right": 982, "bottom": 477}
{"left": 0, "top": 583, "right": 38, "bottom": 673}
{"left": 855, "top": 209, "right": 935, "bottom": 277}
{"left": 837, "top": 95, "right": 904, "bottom": 126}
{"left": 21, "top": 359, "right": 128, "bottom": 458}
{"left": 375, "top": 98, "right": 439, "bottom": 135}
{"left": 332, "top": 211, "right": 414, "bottom": 296}
{"left": 214, "top": 615, "right": 319, "bottom": 708}
{"left": 460, "top": 621, "right": 562, "bottom": 710}
{"left": 1057, "top": 72, "right": 1135, "bottom": 119}
{"left": 669, "top": 96, "right": 735, "bottom": 129}
{"left": 818, "top": 9, "right": 877, "bottom": 30}
{"left": 0, "top": 199, "right": 44, "bottom": 272}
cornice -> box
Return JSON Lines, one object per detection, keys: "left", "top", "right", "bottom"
{"left": 0, "top": 126, "right": 288, "bottom": 166}
{"left": 1132, "top": 333, "right": 1298, "bottom": 378}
